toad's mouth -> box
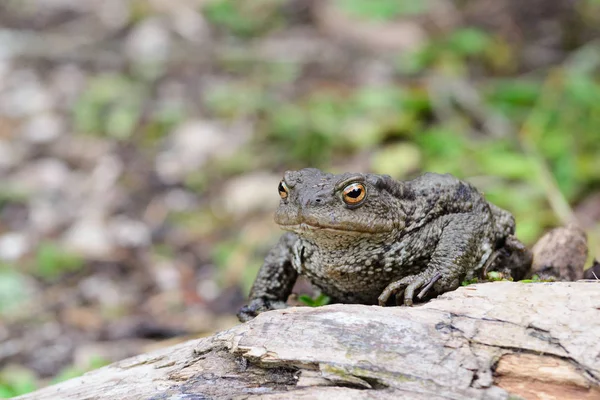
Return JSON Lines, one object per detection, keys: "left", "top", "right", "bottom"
{"left": 277, "top": 222, "right": 384, "bottom": 235}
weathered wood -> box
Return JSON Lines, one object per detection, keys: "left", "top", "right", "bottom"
{"left": 17, "top": 281, "right": 600, "bottom": 400}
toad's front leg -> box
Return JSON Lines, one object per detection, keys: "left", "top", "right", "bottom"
{"left": 237, "top": 232, "right": 299, "bottom": 322}
{"left": 378, "top": 214, "right": 490, "bottom": 306}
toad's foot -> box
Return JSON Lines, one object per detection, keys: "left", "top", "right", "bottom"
{"left": 237, "top": 298, "right": 288, "bottom": 322}
{"left": 378, "top": 271, "right": 442, "bottom": 306}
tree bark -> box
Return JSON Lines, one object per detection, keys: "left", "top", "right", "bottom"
{"left": 16, "top": 281, "right": 600, "bottom": 400}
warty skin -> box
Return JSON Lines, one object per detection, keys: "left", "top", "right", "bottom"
{"left": 238, "top": 168, "right": 531, "bottom": 322}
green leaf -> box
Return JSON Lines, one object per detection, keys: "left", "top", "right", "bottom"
{"left": 335, "top": 0, "right": 429, "bottom": 22}
{"left": 34, "top": 243, "right": 84, "bottom": 281}
{"left": 0, "top": 385, "right": 16, "bottom": 398}
{"left": 418, "top": 128, "right": 466, "bottom": 155}
{"left": 519, "top": 275, "right": 553, "bottom": 283}
{"left": 396, "top": 46, "right": 436, "bottom": 74}
{"left": 447, "top": 28, "right": 492, "bottom": 56}
{"left": 564, "top": 73, "right": 600, "bottom": 105}
{"left": 486, "top": 271, "right": 506, "bottom": 281}
{"left": 298, "top": 294, "right": 330, "bottom": 307}
{"left": 486, "top": 80, "right": 541, "bottom": 106}
{"left": 0, "top": 366, "right": 37, "bottom": 397}
{"left": 461, "top": 278, "right": 479, "bottom": 286}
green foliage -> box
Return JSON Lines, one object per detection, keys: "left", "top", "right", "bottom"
{"left": 33, "top": 242, "right": 84, "bottom": 281}
{"left": 216, "top": 51, "right": 302, "bottom": 84}
{"left": 461, "top": 278, "right": 479, "bottom": 286}
{"left": 298, "top": 293, "right": 331, "bottom": 307}
{"left": 74, "top": 72, "right": 184, "bottom": 144}
{"left": 0, "top": 356, "right": 109, "bottom": 398}
{"left": 540, "top": 72, "right": 600, "bottom": 199}
{"left": 0, "top": 366, "right": 37, "bottom": 398}
{"left": 0, "top": 188, "right": 28, "bottom": 209}
{"left": 142, "top": 105, "right": 186, "bottom": 147}
{"left": 486, "top": 80, "right": 542, "bottom": 119}
{"left": 203, "top": 0, "right": 284, "bottom": 37}
{"left": 335, "top": 0, "right": 429, "bottom": 22}
{"left": 519, "top": 275, "right": 546, "bottom": 283}
{"left": 52, "top": 356, "right": 110, "bottom": 385}
{"left": 397, "top": 28, "right": 495, "bottom": 74}
{"left": 204, "top": 81, "right": 271, "bottom": 119}
{"left": 266, "top": 92, "right": 345, "bottom": 165}
{"left": 462, "top": 271, "right": 509, "bottom": 286}
{"left": 73, "top": 74, "right": 145, "bottom": 140}
{"left": 486, "top": 271, "right": 507, "bottom": 282}
{"left": 199, "top": 35, "right": 600, "bottom": 247}
{"left": 371, "top": 142, "right": 422, "bottom": 177}
{"left": 0, "top": 267, "right": 30, "bottom": 315}
{"left": 0, "top": 355, "right": 112, "bottom": 396}
{"left": 446, "top": 28, "right": 493, "bottom": 57}
{"left": 263, "top": 87, "right": 429, "bottom": 165}
{"left": 196, "top": 21, "right": 600, "bottom": 248}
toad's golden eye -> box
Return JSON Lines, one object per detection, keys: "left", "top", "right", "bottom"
{"left": 342, "top": 182, "right": 366, "bottom": 206}
{"left": 278, "top": 180, "right": 289, "bottom": 200}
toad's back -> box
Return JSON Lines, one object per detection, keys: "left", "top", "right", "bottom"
{"left": 402, "top": 173, "right": 515, "bottom": 241}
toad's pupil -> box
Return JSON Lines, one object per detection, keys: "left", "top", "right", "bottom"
{"left": 347, "top": 188, "right": 361, "bottom": 198}
{"left": 278, "top": 182, "right": 285, "bottom": 192}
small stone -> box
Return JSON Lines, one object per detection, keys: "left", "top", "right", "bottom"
{"left": 97, "top": 0, "right": 131, "bottom": 30}
{"left": 0, "top": 31, "right": 25, "bottom": 61}
{"left": 196, "top": 279, "right": 219, "bottom": 302}
{"left": 155, "top": 80, "right": 186, "bottom": 111}
{"left": 79, "top": 275, "right": 134, "bottom": 308}
{"left": 89, "top": 155, "right": 123, "bottom": 195}
{"left": 20, "top": 112, "right": 64, "bottom": 144}
{"left": 531, "top": 223, "right": 588, "bottom": 281}
{"left": 164, "top": 189, "right": 197, "bottom": 212}
{"left": 49, "top": 135, "right": 110, "bottom": 168}
{"left": 151, "top": 260, "right": 181, "bottom": 292}
{"left": 62, "top": 216, "right": 114, "bottom": 259}
{"left": 0, "top": 232, "right": 29, "bottom": 261}
{"left": 49, "top": 64, "right": 88, "bottom": 109}
{"left": 0, "top": 70, "right": 53, "bottom": 117}
{"left": 169, "top": 6, "right": 210, "bottom": 43}
{"left": 15, "top": 158, "right": 71, "bottom": 193}
{"left": 109, "top": 216, "right": 151, "bottom": 248}
{"left": 29, "top": 198, "right": 68, "bottom": 235}
{"left": 124, "top": 17, "right": 171, "bottom": 64}
{"left": 0, "top": 140, "right": 24, "bottom": 171}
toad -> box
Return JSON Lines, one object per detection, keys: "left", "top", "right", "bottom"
{"left": 238, "top": 168, "right": 531, "bottom": 322}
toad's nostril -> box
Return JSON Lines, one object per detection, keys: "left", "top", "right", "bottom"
{"left": 315, "top": 199, "right": 322, "bottom": 203}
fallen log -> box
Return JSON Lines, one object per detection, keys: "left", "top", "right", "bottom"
{"left": 17, "top": 281, "right": 600, "bottom": 400}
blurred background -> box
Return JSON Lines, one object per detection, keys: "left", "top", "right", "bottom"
{"left": 0, "top": 0, "right": 599, "bottom": 396}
